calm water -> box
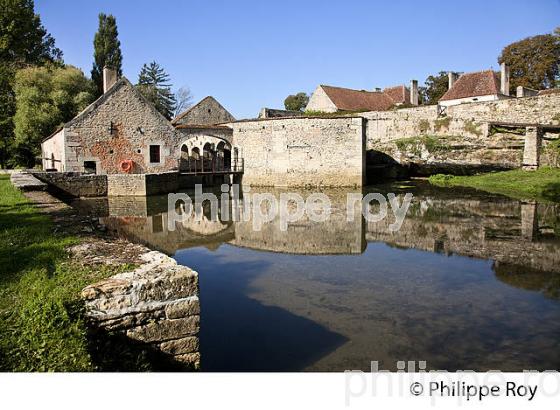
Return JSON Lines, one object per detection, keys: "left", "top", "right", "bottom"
{"left": 72, "top": 181, "right": 560, "bottom": 371}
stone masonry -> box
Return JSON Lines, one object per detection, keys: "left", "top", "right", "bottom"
{"left": 230, "top": 116, "right": 365, "bottom": 187}
{"left": 82, "top": 250, "right": 201, "bottom": 370}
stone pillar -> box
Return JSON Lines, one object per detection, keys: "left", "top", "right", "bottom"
{"left": 520, "top": 202, "right": 538, "bottom": 242}
{"left": 522, "top": 126, "right": 541, "bottom": 170}
{"left": 410, "top": 80, "right": 419, "bottom": 106}
{"left": 500, "top": 63, "right": 510, "bottom": 96}
{"left": 103, "top": 66, "right": 118, "bottom": 93}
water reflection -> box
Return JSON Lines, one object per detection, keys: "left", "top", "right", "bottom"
{"left": 72, "top": 182, "right": 560, "bottom": 371}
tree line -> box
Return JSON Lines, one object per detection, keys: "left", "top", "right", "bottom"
{"left": 284, "top": 28, "right": 560, "bottom": 111}
{"left": 0, "top": 0, "right": 192, "bottom": 168}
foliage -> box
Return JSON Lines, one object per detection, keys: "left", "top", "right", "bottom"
{"left": 428, "top": 168, "right": 560, "bottom": 203}
{"left": 463, "top": 119, "right": 482, "bottom": 136}
{"left": 543, "top": 138, "right": 560, "bottom": 168}
{"left": 0, "top": 175, "right": 127, "bottom": 370}
{"left": 91, "top": 13, "right": 123, "bottom": 97}
{"left": 0, "top": 0, "right": 62, "bottom": 65}
{"left": 284, "top": 92, "right": 309, "bottom": 111}
{"left": 420, "top": 71, "right": 449, "bottom": 104}
{"left": 498, "top": 30, "right": 560, "bottom": 93}
{"left": 13, "top": 65, "right": 95, "bottom": 167}
{"left": 434, "top": 116, "right": 451, "bottom": 132}
{"left": 174, "top": 86, "right": 194, "bottom": 118}
{"left": 136, "top": 61, "right": 177, "bottom": 120}
{"left": 418, "top": 119, "right": 430, "bottom": 134}
{"left": 394, "top": 135, "right": 451, "bottom": 156}
{"left": 0, "top": 0, "right": 63, "bottom": 168}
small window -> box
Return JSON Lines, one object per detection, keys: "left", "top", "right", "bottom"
{"left": 207, "top": 108, "right": 211, "bottom": 113}
{"left": 149, "top": 145, "right": 161, "bottom": 163}
{"left": 152, "top": 214, "right": 163, "bottom": 233}
{"left": 84, "top": 161, "right": 97, "bottom": 174}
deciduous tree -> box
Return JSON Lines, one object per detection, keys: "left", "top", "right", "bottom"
{"left": 498, "top": 31, "right": 560, "bottom": 92}
{"left": 421, "top": 71, "right": 449, "bottom": 105}
{"left": 13, "top": 65, "right": 95, "bottom": 167}
{"left": 174, "top": 86, "right": 194, "bottom": 117}
{"left": 284, "top": 92, "right": 309, "bottom": 111}
{"left": 0, "top": 0, "right": 62, "bottom": 168}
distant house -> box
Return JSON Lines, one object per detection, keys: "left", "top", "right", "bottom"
{"left": 439, "top": 63, "right": 512, "bottom": 107}
{"left": 305, "top": 81, "right": 418, "bottom": 113}
{"left": 172, "top": 96, "right": 235, "bottom": 126}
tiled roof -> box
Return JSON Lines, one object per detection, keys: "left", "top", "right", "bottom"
{"left": 537, "top": 88, "right": 560, "bottom": 96}
{"left": 439, "top": 70, "right": 501, "bottom": 101}
{"left": 321, "top": 85, "right": 395, "bottom": 111}
{"left": 383, "top": 85, "right": 410, "bottom": 104}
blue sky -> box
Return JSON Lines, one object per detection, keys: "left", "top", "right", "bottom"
{"left": 36, "top": 0, "right": 559, "bottom": 119}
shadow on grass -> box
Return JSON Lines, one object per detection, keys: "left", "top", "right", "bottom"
{"left": 542, "top": 182, "right": 560, "bottom": 203}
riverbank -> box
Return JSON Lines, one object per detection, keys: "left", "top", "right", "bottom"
{"left": 428, "top": 168, "right": 560, "bottom": 203}
{"left": 0, "top": 174, "right": 143, "bottom": 371}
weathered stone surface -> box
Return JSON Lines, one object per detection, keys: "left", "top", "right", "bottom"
{"left": 10, "top": 172, "right": 47, "bottom": 192}
{"left": 230, "top": 116, "right": 365, "bottom": 187}
{"left": 165, "top": 297, "right": 201, "bottom": 319}
{"left": 159, "top": 336, "right": 199, "bottom": 355}
{"left": 174, "top": 352, "right": 201, "bottom": 369}
{"left": 126, "top": 315, "right": 200, "bottom": 343}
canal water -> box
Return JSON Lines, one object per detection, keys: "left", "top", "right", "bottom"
{"left": 72, "top": 181, "right": 560, "bottom": 371}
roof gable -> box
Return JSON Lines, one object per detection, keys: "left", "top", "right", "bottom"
{"left": 320, "top": 85, "right": 395, "bottom": 111}
{"left": 64, "top": 77, "right": 176, "bottom": 133}
{"left": 172, "top": 96, "right": 235, "bottom": 125}
{"left": 439, "top": 70, "right": 501, "bottom": 101}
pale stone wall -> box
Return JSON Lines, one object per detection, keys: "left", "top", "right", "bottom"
{"left": 363, "top": 93, "right": 560, "bottom": 171}
{"left": 231, "top": 116, "right": 365, "bottom": 187}
{"left": 63, "top": 79, "right": 181, "bottom": 174}
{"left": 173, "top": 96, "right": 235, "bottom": 126}
{"left": 41, "top": 129, "right": 65, "bottom": 171}
{"left": 305, "top": 86, "right": 337, "bottom": 112}
{"left": 438, "top": 93, "right": 505, "bottom": 107}
{"left": 107, "top": 172, "right": 179, "bottom": 196}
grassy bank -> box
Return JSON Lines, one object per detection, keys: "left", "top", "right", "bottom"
{"left": 429, "top": 167, "right": 560, "bottom": 202}
{"left": 0, "top": 174, "right": 121, "bottom": 371}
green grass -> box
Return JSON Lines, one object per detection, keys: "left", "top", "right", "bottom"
{"left": 429, "top": 167, "right": 560, "bottom": 203}
{"left": 0, "top": 174, "right": 124, "bottom": 371}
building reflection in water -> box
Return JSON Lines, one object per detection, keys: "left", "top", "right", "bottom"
{"left": 72, "top": 183, "right": 560, "bottom": 371}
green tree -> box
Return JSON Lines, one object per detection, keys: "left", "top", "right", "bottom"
{"left": 91, "top": 13, "right": 123, "bottom": 97}
{"left": 13, "top": 65, "right": 95, "bottom": 167}
{"left": 421, "top": 71, "right": 449, "bottom": 105}
{"left": 0, "top": 0, "right": 62, "bottom": 168}
{"left": 284, "top": 92, "right": 309, "bottom": 111}
{"left": 136, "top": 61, "right": 176, "bottom": 120}
{"left": 498, "top": 31, "right": 560, "bottom": 93}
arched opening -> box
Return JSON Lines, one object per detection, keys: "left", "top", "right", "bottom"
{"left": 180, "top": 144, "right": 189, "bottom": 171}
{"left": 191, "top": 147, "right": 201, "bottom": 172}
{"left": 203, "top": 142, "right": 214, "bottom": 171}
{"left": 216, "top": 141, "right": 231, "bottom": 171}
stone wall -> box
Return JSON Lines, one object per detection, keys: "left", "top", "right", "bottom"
{"left": 231, "top": 116, "right": 365, "bottom": 187}
{"left": 62, "top": 79, "right": 181, "bottom": 174}
{"left": 173, "top": 96, "right": 235, "bottom": 126}
{"left": 82, "top": 250, "right": 200, "bottom": 370}
{"left": 41, "top": 129, "right": 64, "bottom": 171}
{"left": 362, "top": 93, "right": 560, "bottom": 173}
{"left": 33, "top": 172, "right": 107, "bottom": 197}
{"left": 107, "top": 172, "right": 179, "bottom": 196}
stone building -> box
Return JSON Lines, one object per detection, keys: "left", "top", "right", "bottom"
{"left": 41, "top": 68, "right": 238, "bottom": 176}
{"left": 305, "top": 81, "right": 419, "bottom": 113}
{"left": 172, "top": 96, "right": 235, "bottom": 126}
{"left": 439, "top": 63, "right": 511, "bottom": 107}
{"left": 41, "top": 69, "right": 181, "bottom": 174}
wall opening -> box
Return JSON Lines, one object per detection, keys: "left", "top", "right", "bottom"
{"left": 149, "top": 145, "right": 161, "bottom": 163}
{"left": 83, "top": 161, "right": 97, "bottom": 174}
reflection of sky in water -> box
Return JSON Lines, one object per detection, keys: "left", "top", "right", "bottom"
{"left": 175, "top": 241, "right": 560, "bottom": 371}
{"left": 73, "top": 182, "right": 560, "bottom": 371}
